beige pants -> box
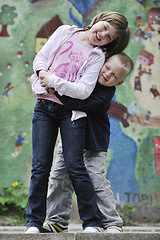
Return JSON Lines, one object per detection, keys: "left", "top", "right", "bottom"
{"left": 46, "top": 141, "right": 123, "bottom": 229}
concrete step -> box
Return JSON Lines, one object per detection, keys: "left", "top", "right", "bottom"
{"left": 0, "top": 225, "right": 160, "bottom": 240}
{"left": 0, "top": 232, "right": 160, "bottom": 240}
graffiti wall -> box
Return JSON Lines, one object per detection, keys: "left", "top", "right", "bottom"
{"left": 0, "top": 0, "right": 160, "bottom": 221}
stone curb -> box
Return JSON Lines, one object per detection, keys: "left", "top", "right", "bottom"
{"left": 1, "top": 225, "right": 160, "bottom": 232}
{"left": 0, "top": 232, "right": 160, "bottom": 240}
{"left": 0, "top": 225, "right": 160, "bottom": 240}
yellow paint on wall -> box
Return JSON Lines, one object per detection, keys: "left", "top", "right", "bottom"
{"left": 35, "top": 38, "right": 48, "bottom": 53}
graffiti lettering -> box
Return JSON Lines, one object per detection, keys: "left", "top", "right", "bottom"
{"left": 132, "top": 193, "right": 140, "bottom": 203}
{"left": 124, "top": 192, "right": 155, "bottom": 204}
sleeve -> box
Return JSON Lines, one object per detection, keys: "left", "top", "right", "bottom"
{"left": 33, "top": 25, "right": 70, "bottom": 76}
{"left": 47, "top": 52, "right": 105, "bottom": 100}
{"left": 55, "top": 86, "right": 115, "bottom": 113}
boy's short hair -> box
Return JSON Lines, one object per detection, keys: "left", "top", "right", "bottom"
{"left": 106, "top": 52, "right": 134, "bottom": 78}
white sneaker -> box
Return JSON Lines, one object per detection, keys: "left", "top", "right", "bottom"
{"left": 104, "top": 226, "right": 122, "bottom": 233}
{"left": 24, "top": 226, "right": 40, "bottom": 234}
{"left": 83, "top": 226, "right": 102, "bottom": 233}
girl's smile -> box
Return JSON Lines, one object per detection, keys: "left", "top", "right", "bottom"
{"left": 88, "top": 21, "right": 118, "bottom": 46}
{"left": 78, "top": 21, "right": 118, "bottom": 46}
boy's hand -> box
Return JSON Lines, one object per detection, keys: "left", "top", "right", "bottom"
{"left": 48, "top": 88, "right": 55, "bottom": 94}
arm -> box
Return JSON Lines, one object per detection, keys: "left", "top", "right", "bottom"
{"left": 55, "top": 84, "right": 115, "bottom": 113}
{"left": 33, "top": 25, "right": 71, "bottom": 76}
{"left": 41, "top": 51, "right": 105, "bottom": 100}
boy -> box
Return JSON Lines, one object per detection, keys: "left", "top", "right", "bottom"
{"left": 41, "top": 53, "right": 134, "bottom": 233}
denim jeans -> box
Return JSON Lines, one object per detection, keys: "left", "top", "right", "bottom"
{"left": 25, "top": 99, "right": 102, "bottom": 229}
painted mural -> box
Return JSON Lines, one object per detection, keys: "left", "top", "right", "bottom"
{"left": 0, "top": 0, "right": 160, "bottom": 215}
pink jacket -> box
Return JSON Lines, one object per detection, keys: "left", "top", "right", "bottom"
{"left": 32, "top": 25, "right": 105, "bottom": 100}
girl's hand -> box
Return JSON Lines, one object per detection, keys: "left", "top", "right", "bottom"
{"left": 40, "top": 68, "right": 56, "bottom": 76}
{"left": 40, "top": 76, "right": 49, "bottom": 90}
{"left": 48, "top": 67, "right": 56, "bottom": 75}
{"left": 38, "top": 70, "right": 48, "bottom": 78}
{"left": 40, "top": 68, "right": 56, "bottom": 92}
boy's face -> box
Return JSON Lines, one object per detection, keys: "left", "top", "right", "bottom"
{"left": 98, "top": 56, "right": 126, "bottom": 87}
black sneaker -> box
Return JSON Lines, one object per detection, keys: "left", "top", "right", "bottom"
{"left": 41, "top": 221, "right": 68, "bottom": 233}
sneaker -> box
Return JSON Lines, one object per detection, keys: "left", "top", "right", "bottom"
{"left": 24, "top": 226, "right": 40, "bottom": 234}
{"left": 41, "top": 221, "right": 68, "bottom": 233}
{"left": 104, "top": 226, "right": 122, "bottom": 233}
{"left": 83, "top": 226, "right": 102, "bottom": 233}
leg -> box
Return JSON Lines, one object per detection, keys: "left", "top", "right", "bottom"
{"left": 25, "top": 100, "right": 58, "bottom": 230}
{"left": 83, "top": 150, "right": 123, "bottom": 229}
{"left": 18, "top": 145, "right": 22, "bottom": 154}
{"left": 46, "top": 141, "right": 74, "bottom": 228}
{"left": 14, "top": 145, "right": 18, "bottom": 155}
{"left": 60, "top": 116, "right": 102, "bottom": 229}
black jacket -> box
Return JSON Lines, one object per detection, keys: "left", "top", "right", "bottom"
{"left": 55, "top": 82, "right": 115, "bottom": 151}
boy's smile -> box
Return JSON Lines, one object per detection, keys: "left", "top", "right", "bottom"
{"left": 98, "top": 56, "right": 126, "bottom": 87}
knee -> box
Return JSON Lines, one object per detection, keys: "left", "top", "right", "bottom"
{"left": 67, "top": 164, "right": 88, "bottom": 179}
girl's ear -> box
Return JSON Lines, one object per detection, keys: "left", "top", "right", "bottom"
{"left": 115, "top": 80, "right": 124, "bottom": 86}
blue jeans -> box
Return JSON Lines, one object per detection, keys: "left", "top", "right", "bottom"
{"left": 25, "top": 99, "right": 102, "bottom": 229}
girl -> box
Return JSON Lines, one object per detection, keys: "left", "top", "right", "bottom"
{"left": 25, "top": 11, "right": 130, "bottom": 234}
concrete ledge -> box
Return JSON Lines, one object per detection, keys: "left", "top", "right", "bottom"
{"left": 1, "top": 225, "right": 160, "bottom": 233}
{"left": 0, "top": 233, "right": 75, "bottom": 240}
{"left": 0, "top": 232, "right": 160, "bottom": 240}
{"left": 0, "top": 225, "right": 160, "bottom": 240}
{"left": 77, "top": 232, "right": 160, "bottom": 240}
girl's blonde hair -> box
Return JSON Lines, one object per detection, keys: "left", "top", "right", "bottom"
{"left": 84, "top": 11, "right": 130, "bottom": 58}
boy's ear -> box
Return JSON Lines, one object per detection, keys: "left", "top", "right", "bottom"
{"left": 115, "top": 81, "right": 124, "bottom": 86}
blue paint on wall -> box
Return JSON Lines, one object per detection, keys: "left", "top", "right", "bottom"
{"left": 29, "top": 0, "right": 39, "bottom": 2}
{"left": 69, "top": 8, "right": 84, "bottom": 27}
{"left": 107, "top": 116, "right": 139, "bottom": 203}
{"left": 69, "top": 0, "right": 97, "bottom": 16}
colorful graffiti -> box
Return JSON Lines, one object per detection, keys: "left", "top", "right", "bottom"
{"left": 0, "top": 0, "right": 160, "bottom": 213}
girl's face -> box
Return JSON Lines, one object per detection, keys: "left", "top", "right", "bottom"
{"left": 88, "top": 21, "right": 118, "bottom": 46}
{"left": 98, "top": 56, "right": 125, "bottom": 87}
